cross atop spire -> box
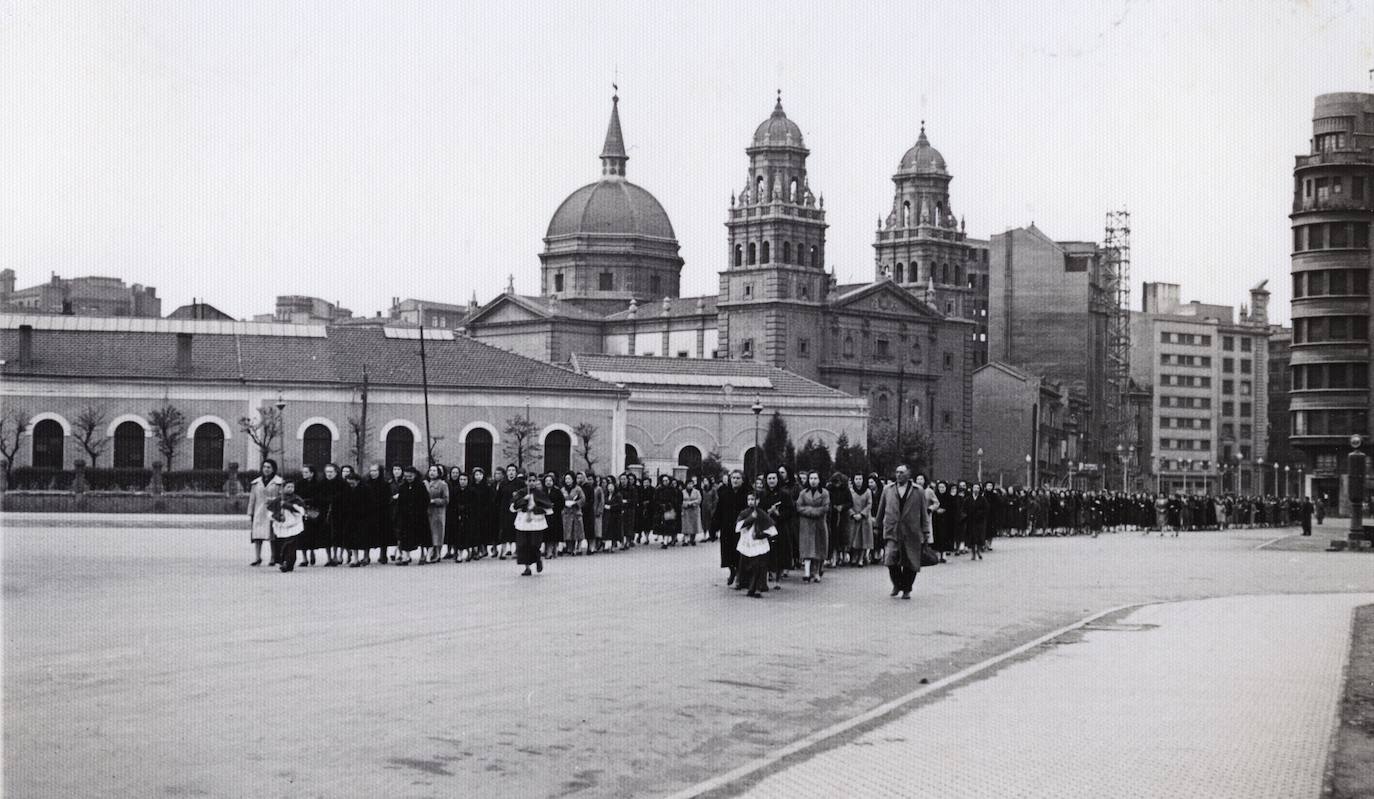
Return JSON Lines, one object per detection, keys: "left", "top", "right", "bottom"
{"left": 600, "top": 91, "right": 628, "bottom": 177}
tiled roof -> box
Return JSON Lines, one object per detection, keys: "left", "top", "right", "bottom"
{"left": 570, "top": 353, "right": 851, "bottom": 398}
{"left": 0, "top": 319, "right": 622, "bottom": 395}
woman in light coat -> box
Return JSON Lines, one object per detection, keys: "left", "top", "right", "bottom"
{"left": 795, "top": 470, "right": 831, "bottom": 582}
{"left": 561, "top": 472, "right": 586, "bottom": 554}
{"left": 846, "top": 472, "right": 873, "bottom": 564}
{"left": 680, "top": 476, "right": 704, "bottom": 545}
{"left": 247, "top": 459, "right": 283, "bottom": 566}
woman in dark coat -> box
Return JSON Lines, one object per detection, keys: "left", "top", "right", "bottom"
{"left": 760, "top": 471, "right": 795, "bottom": 587}
{"left": 964, "top": 482, "right": 989, "bottom": 560}
{"left": 495, "top": 465, "right": 520, "bottom": 559}
{"left": 620, "top": 474, "right": 638, "bottom": 546}
{"left": 932, "top": 481, "right": 952, "bottom": 557}
{"left": 465, "top": 467, "right": 494, "bottom": 558}
{"left": 294, "top": 465, "right": 322, "bottom": 567}
{"left": 826, "top": 472, "right": 852, "bottom": 567}
{"left": 338, "top": 471, "right": 372, "bottom": 566}
{"left": 365, "top": 463, "right": 393, "bottom": 565}
{"left": 393, "top": 466, "right": 430, "bottom": 564}
{"left": 776, "top": 466, "right": 801, "bottom": 571}
{"left": 602, "top": 477, "right": 624, "bottom": 550}
{"left": 317, "top": 463, "right": 346, "bottom": 566}
{"left": 712, "top": 470, "right": 747, "bottom": 585}
{"left": 542, "top": 473, "right": 565, "bottom": 559}
{"left": 654, "top": 475, "right": 682, "bottom": 547}
{"left": 445, "top": 467, "right": 468, "bottom": 560}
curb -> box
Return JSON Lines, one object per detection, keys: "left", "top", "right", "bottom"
{"left": 664, "top": 601, "right": 1143, "bottom": 799}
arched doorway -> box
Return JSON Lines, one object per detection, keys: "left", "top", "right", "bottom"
{"left": 31, "top": 418, "right": 63, "bottom": 469}
{"left": 743, "top": 447, "right": 761, "bottom": 481}
{"left": 678, "top": 445, "right": 703, "bottom": 476}
{"left": 544, "top": 430, "right": 571, "bottom": 475}
{"left": 113, "top": 421, "right": 145, "bottom": 468}
{"left": 624, "top": 444, "right": 640, "bottom": 467}
{"left": 192, "top": 423, "right": 225, "bottom": 470}
{"left": 465, "top": 427, "right": 493, "bottom": 475}
{"left": 385, "top": 426, "right": 414, "bottom": 469}
{"left": 302, "top": 423, "right": 333, "bottom": 468}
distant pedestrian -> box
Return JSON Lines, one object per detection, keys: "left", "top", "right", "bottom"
{"left": 680, "top": 476, "right": 703, "bottom": 545}
{"left": 511, "top": 472, "right": 553, "bottom": 576}
{"left": 878, "top": 465, "right": 928, "bottom": 600}
{"left": 424, "top": 465, "right": 449, "bottom": 564}
{"left": 734, "top": 490, "right": 777, "bottom": 598}
{"left": 271, "top": 480, "right": 307, "bottom": 573}
{"left": 795, "top": 470, "right": 830, "bottom": 582}
{"left": 1300, "top": 496, "right": 1314, "bottom": 536}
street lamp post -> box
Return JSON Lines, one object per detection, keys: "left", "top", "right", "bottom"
{"left": 1298, "top": 464, "right": 1305, "bottom": 498}
{"left": 1274, "top": 460, "right": 1281, "bottom": 497}
{"left": 1182, "top": 459, "right": 1192, "bottom": 496}
{"left": 751, "top": 395, "right": 763, "bottom": 480}
{"left": 1068, "top": 460, "right": 1076, "bottom": 490}
{"left": 1025, "top": 453, "right": 1033, "bottom": 489}
{"left": 274, "top": 392, "right": 287, "bottom": 471}
{"left": 1116, "top": 444, "right": 1125, "bottom": 492}
{"left": 977, "top": 447, "right": 984, "bottom": 483}
{"left": 1283, "top": 465, "right": 1290, "bottom": 498}
{"left": 1257, "top": 457, "right": 1265, "bottom": 495}
{"left": 1234, "top": 453, "right": 1242, "bottom": 495}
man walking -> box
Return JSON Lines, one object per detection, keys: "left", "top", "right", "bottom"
{"left": 878, "top": 464, "right": 929, "bottom": 600}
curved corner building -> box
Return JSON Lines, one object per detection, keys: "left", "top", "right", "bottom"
{"left": 1290, "top": 92, "right": 1374, "bottom": 507}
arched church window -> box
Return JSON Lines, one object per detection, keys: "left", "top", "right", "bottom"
{"left": 790, "top": 178, "right": 799, "bottom": 203}
{"left": 810, "top": 246, "right": 818, "bottom": 267}
{"left": 783, "top": 242, "right": 792, "bottom": 264}
{"left": 903, "top": 201, "right": 911, "bottom": 227}
{"left": 761, "top": 241, "right": 770, "bottom": 264}
{"left": 755, "top": 175, "right": 764, "bottom": 200}
{"left": 734, "top": 245, "right": 742, "bottom": 267}
{"left": 876, "top": 393, "right": 890, "bottom": 419}
{"left": 747, "top": 243, "right": 756, "bottom": 265}
{"left": 796, "top": 243, "right": 804, "bottom": 266}
{"left": 941, "top": 263, "right": 950, "bottom": 283}
{"left": 895, "top": 263, "right": 905, "bottom": 283}
{"left": 954, "top": 264, "right": 962, "bottom": 285}
{"left": 843, "top": 335, "right": 855, "bottom": 358}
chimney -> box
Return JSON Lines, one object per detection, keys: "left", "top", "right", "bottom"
{"left": 176, "top": 333, "right": 193, "bottom": 372}
{"left": 17, "top": 324, "right": 33, "bottom": 367}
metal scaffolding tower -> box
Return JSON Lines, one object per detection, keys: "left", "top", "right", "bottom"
{"left": 1103, "top": 209, "right": 1133, "bottom": 454}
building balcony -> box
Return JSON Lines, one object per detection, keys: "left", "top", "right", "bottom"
{"left": 874, "top": 226, "right": 965, "bottom": 244}
{"left": 1295, "top": 151, "right": 1374, "bottom": 170}
{"left": 1291, "top": 196, "right": 1374, "bottom": 214}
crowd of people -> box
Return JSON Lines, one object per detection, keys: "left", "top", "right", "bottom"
{"left": 246, "top": 458, "right": 1320, "bottom": 596}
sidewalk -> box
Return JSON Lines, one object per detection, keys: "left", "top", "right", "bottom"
{"left": 0, "top": 512, "right": 245, "bottom": 530}
{"left": 707, "top": 593, "right": 1374, "bottom": 799}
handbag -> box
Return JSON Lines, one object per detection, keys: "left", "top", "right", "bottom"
{"left": 663, "top": 508, "right": 677, "bottom": 521}
{"left": 919, "top": 543, "right": 941, "bottom": 567}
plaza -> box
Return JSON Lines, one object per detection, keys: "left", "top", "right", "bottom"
{"left": 4, "top": 517, "right": 1372, "bottom": 798}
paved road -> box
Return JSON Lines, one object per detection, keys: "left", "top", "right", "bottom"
{"left": 725, "top": 593, "right": 1374, "bottom": 799}
{"left": 4, "top": 521, "right": 1372, "bottom": 798}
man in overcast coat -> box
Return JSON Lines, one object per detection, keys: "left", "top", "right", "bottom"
{"left": 878, "top": 464, "right": 929, "bottom": 600}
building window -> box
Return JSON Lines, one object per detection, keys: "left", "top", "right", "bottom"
{"left": 741, "top": 339, "right": 754, "bottom": 358}
{"left": 1357, "top": 225, "right": 1371, "bottom": 249}
{"left": 747, "top": 243, "right": 757, "bottom": 265}
{"left": 1240, "top": 402, "right": 1253, "bottom": 417}
{"left": 798, "top": 338, "right": 809, "bottom": 356}
{"left": 1223, "top": 357, "right": 1234, "bottom": 373}
{"left": 1240, "top": 359, "right": 1252, "bottom": 375}
{"left": 761, "top": 241, "right": 771, "bottom": 264}
{"left": 734, "top": 245, "right": 743, "bottom": 268}
{"left": 743, "top": 283, "right": 753, "bottom": 299}
{"left": 31, "top": 418, "right": 63, "bottom": 470}
{"left": 943, "top": 352, "right": 953, "bottom": 371}
{"left": 800, "top": 281, "right": 810, "bottom": 300}
{"left": 843, "top": 335, "right": 854, "bottom": 357}
{"left": 302, "top": 423, "right": 333, "bottom": 468}
{"left": 875, "top": 338, "right": 890, "bottom": 358}
{"left": 1332, "top": 223, "right": 1350, "bottom": 248}
{"left": 1355, "top": 176, "right": 1366, "bottom": 200}
{"left": 942, "top": 411, "right": 953, "bottom": 430}
{"left": 192, "top": 423, "right": 225, "bottom": 470}
{"left": 1222, "top": 379, "right": 1234, "bottom": 395}
{"left": 1240, "top": 337, "right": 1252, "bottom": 353}
{"left": 625, "top": 444, "right": 641, "bottom": 467}
{"left": 875, "top": 393, "right": 890, "bottom": 418}
{"left": 651, "top": 275, "right": 661, "bottom": 296}
{"left": 385, "top": 426, "right": 414, "bottom": 469}
{"left": 554, "top": 273, "right": 565, "bottom": 292}
{"left": 783, "top": 242, "right": 792, "bottom": 264}
{"left": 543, "top": 430, "right": 571, "bottom": 474}
{"left": 810, "top": 245, "right": 819, "bottom": 267}
{"left": 599, "top": 272, "right": 613, "bottom": 290}
{"left": 1222, "top": 401, "right": 1235, "bottom": 417}
{"left": 113, "top": 421, "right": 145, "bottom": 469}
{"left": 1223, "top": 336, "right": 1234, "bottom": 351}
{"left": 464, "top": 427, "right": 493, "bottom": 475}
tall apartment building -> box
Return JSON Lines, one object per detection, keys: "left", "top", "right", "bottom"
{"left": 1131, "top": 282, "right": 1272, "bottom": 494}
{"left": 0, "top": 271, "right": 161, "bottom": 317}
{"left": 1289, "top": 92, "right": 1374, "bottom": 510}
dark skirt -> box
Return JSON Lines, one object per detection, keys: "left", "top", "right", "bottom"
{"left": 515, "top": 529, "right": 543, "bottom": 565}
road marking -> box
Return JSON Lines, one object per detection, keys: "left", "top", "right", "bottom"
{"left": 663, "top": 602, "right": 1143, "bottom": 799}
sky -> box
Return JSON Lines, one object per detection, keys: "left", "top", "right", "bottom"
{"left": 2, "top": 1, "right": 1371, "bottom": 325}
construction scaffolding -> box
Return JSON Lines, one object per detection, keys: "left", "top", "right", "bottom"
{"left": 1102, "top": 209, "right": 1133, "bottom": 457}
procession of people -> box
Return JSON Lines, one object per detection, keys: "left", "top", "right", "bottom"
{"left": 246, "top": 457, "right": 1319, "bottom": 595}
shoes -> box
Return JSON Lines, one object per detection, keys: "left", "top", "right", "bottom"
{"left": 251, "top": 559, "right": 262, "bottom": 566}
{"left": 747, "top": 592, "right": 762, "bottom": 598}
{"left": 348, "top": 562, "right": 360, "bottom": 568}
{"left": 901, "top": 591, "right": 912, "bottom": 600}
{"left": 890, "top": 588, "right": 900, "bottom": 597}
{"left": 521, "top": 567, "right": 532, "bottom": 576}
{"left": 536, "top": 560, "right": 544, "bottom": 573}
{"left": 279, "top": 565, "right": 293, "bottom": 572}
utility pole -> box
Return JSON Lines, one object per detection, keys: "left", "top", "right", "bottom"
{"left": 418, "top": 314, "right": 434, "bottom": 467}
{"left": 359, "top": 365, "right": 369, "bottom": 469}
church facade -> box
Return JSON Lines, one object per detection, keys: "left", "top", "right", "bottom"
{"left": 464, "top": 93, "right": 975, "bottom": 478}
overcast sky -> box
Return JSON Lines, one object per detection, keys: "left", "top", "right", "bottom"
{"left": 2, "top": 1, "right": 1371, "bottom": 324}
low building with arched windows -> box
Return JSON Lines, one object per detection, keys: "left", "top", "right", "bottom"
{"left": 0, "top": 315, "right": 628, "bottom": 476}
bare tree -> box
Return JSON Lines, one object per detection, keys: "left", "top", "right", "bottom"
{"left": 347, "top": 415, "right": 370, "bottom": 469}
{"left": 238, "top": 406, "right": 283, "bottom": 465}
{"left": 574, "top": 422, "right": 599, "bottom": 473}
{"left": 72, "top": 405, "right": 109, "bottom": 466}
{"left": 0, "top": 408, "right": 28, "bottom": 478}
{"left": 501, "top": 415, "right": 541, "bottom": 472}
{"left": 147, "top": 402, "right": 187, "bottom": 469}
{"left": 426, "top": 434, "right": 445, "bottom": 468}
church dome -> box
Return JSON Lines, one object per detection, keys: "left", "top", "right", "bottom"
{"left": 546, "top": 180, "right": 676, "bottom": 239}
{"left": 752, "top": 96, "right": 805, "bottom": 149}
{"left": 899, "top": 124, "right": 947, "bottom": 174}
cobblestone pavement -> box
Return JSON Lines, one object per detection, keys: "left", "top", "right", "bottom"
{"left": 4, "top": 519, "right": 1373, "bottom": 798}
{"left": 726, "top": 593, "right": 1374, "bottom": 799}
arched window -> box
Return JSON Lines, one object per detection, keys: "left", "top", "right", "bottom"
{"left": 789, "top": 178, "right": 798, "bottom": 203}
{"left": 651, "top": 274, "right": 662, "bottom": 297}
{"left": 302, "top": 423, "right": 333, "bottom": 469}
{"left": 624, "top": 444, "right": 640, "bottom": 467}
{"left": 843, "top": 335, "right": 855, "bottom": 357}
{"left": 810, "top": 245, "right": 819, "bottom": 267}
{"left": 544, "top": 430, "right": 571, "bottom": 474}
{"left": 734, "top": 244, "right": 743, "bottom": 267}
{"left": 761, "top": 241, "right": 770, "bottom": 264}
{"left": 954, "top": 264, "right": 963, "bottom": 285}
{"left": 192, "top": 423, "right": 225, "bottom": 470}
{"left": 31, "top": 418, "right": 63, "bottom": 469}
{"left": 743, "top": 447, "right": 761, "bottom": 480}
{"left": 941, "top": 263, "right": 950, "bottom": 284}
{"left": 783, "top": 242, "right": 792, "bottom": 264}
{"left": 385, "top": 426, "right": 414, "bottom": 469}
{"left": 796, "top": 243, "right": 805, "bottom": 267}
{"left": 113, "top": 421, "right": 145, "bottom": 468}
{"left": 678, "top": 445, "right": 703, "bottom": 474}
{"left": 875, "top": 393, "right": 890, "bottom": 419}
{"left": 465, "top": 427, "right": 493, "bottom": 475}
{"left": 755, "top": 175, "right": 764, "bottom": 200}
{"left": 903, "top": 200, "right": 911, "bottom": 227}
{"left": 895, "top": 263, "right": 905, "bottom": 283}
{"left": 747, "top": 243, "right": 757, "bottom": 265}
